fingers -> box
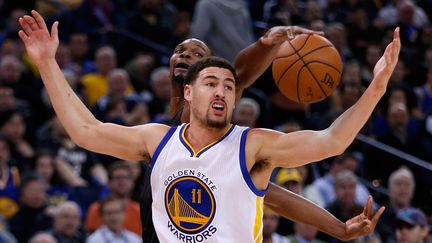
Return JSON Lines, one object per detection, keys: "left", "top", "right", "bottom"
{"left": 366, "top": 196, "right": 373, "bottom": 218}
{"left": 393, "top": 27, "right": 401, "bottom": 55}
{"left": 371, "top": 206, "right": 385, "bottom": 228}
{"left": 31, "top": 10, "right": 47, "bottom": 30}
{"left": 287, "top": 27, "right": 294, "bottom": 40}
{"left": 18, "top": 30, "right": 28, "bottom": 44}
{"left": 23, "top": 15, "right": 40, "bottom": 32}
{"left": 19, "top": 17, "right": 32, "bottom": 35}
{"left": 394, "top": 27, "right": 400, "bottom": 41}
{"left": 51, "top": 21, "right": 59, "bottom": 42}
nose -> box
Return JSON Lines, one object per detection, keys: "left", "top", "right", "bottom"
{"left": 179, "top": 52, "right": 191, "bottom": 59}
{"left": 214, "top": 84, "right": 225, "bottom": 98}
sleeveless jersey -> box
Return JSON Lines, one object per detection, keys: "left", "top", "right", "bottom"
{"left": 150, "top": 123, "right": 266, "bottom": 243}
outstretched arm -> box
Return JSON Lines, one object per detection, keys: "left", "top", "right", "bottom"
{"left": 18, "top": 11, "right": 167, "bottom": 161}
{"left": 265, "top": 183, "right": 384, "bottom": 241}
{"left": 251, "top": 28, "right": 401, "bottom": 168}
{"left": 234, "top": 26, "right": 323, "bottom": 101}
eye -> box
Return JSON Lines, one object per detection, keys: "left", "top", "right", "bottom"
{"left": 195, "top": 52, "right": 203, "bottom": 58}
{"left": 206, "top": 83, "right": 215, "bottom": 87}
{"left": 174, "top": 49, "right": 182, "bottom": 54}
{"left": 225, "top": 85, "right": 233, "bottom": 91}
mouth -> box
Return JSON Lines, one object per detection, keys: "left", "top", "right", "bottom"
{"left": 211, "top": 100, "right": 226, "bottom": 115}
{"left": 175, "top": 62, "right": 189, "bottom": 70}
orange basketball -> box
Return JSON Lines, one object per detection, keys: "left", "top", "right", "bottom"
{"left": 272, "top": 34, "right": 343, "bottom": 104}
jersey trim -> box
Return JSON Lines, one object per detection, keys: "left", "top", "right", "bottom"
{"left": 239, "top": 129, "right": 266, "bottom": 197}
{"left": 179, "top": 123, "right": 235, "bottom": 157}
{"left": 253, "top": 197, "right": 264, "bottom": 243}
{"left": 150, "top": 126, "right": 177, "bottom": 172}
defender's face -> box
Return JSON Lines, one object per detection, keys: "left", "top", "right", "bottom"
{"left": 185, "top": 67, "right": 236, "bottom": 128}
{"left": 169, "top": 39, "right": 211, "bottom": 81}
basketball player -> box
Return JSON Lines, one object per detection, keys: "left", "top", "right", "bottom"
{"left": 152, "top": 36, "right": 384, "bottom": 242}
{"left": 19, "top": 11, "right": 400, "bottom": 242}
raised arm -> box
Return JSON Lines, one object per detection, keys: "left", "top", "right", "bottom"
{"left": 251, "top": 28, "right": 401, "bottom": 168}
{"left": 234, "top": 26, "right": 323, "bottom": 101}
{"left": 265, "top": 183, "right": 384, "bottom": 241}
{"left": 18, "top": 11, "right": 167, "bottom": 161}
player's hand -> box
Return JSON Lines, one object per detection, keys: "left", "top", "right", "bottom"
{"left": 260, "top": 26, "right": 324, "bottom": 46}
{"left": 372, "top": 27, "right": 401, "bottom": 89}
{"left": 341, "top": 196, "right": 385, "bottom": 241}
{"left": 18, "top": 10, "right": 59, "bottom": 64}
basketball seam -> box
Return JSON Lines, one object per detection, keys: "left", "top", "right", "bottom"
{"left": 275, "top": 34, "right": 312, "bottom": 59}
{"left": 280, "top": 35, "right": 312, "bottom": 102}
{"left": 302, "top": 61, "right": 342, "bottom": 73}
{"left": 292, "top": 45, "right": 337, "bottom": 102}
{"left": 276, "top": 44, "right": 335, "bottom": 87}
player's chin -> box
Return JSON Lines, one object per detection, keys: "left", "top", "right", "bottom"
{"left": 206, "top": 116, "right": 228, "bottom": 129}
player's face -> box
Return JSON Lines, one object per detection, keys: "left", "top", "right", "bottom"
{"left": 169, "top": 39, "right": 211, "bottom": 82}
{"left": 185, "top": 67, "right": 236, "bottom": 128}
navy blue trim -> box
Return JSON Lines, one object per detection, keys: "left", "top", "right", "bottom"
{"left": 150, "top": 126, "right": 177, "bottom": 173}
{"left": 239, "top": 129, "right": 267, "bottom": 197}
{"left": 195, "top": 124, "right": 235, "bottom": 158}
{"left": 179, "top": 124, "right": 194, "bottom": 157}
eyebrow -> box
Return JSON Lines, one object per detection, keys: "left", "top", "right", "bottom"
{"left": 203, "top": 75, "right": 235, "bottom": 83}
{"left": 177, "top": 43, "right": 208, "bottom": 54}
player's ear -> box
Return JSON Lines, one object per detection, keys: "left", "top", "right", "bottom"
{"left": 184, "top": 84, "right": 192, "bottom": 101}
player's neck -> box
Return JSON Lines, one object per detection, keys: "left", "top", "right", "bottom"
{"left": 186, "top": 121, "right": 231, "bottom": 151}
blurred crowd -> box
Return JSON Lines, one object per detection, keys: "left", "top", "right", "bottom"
{"left": 0, "top": 0, "right": 431, "bottom": 242}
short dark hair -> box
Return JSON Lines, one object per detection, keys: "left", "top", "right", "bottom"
{"left": 108, "top": 161, "right": 132, "bottom": 180}
{"left": 184, "top": 56, "right": 238, "bottom": 85}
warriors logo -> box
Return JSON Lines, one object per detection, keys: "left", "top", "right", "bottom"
{"left": 165, "top": 176, "right": 216, "bottom": 234}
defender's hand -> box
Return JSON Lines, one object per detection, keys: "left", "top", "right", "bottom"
{"left": 341, "top": 196, "right": 385, "bottom": 241}
{"left": 260, "top": 26, "right": 324, "bottom": 46}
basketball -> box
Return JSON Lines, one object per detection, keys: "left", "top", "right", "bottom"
{"left": 272, "top": 34, "right": 343, "bottom": 104}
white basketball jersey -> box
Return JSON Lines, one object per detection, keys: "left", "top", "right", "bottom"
{"left": 150, "top": 123, "right": 266, "bottom": 243}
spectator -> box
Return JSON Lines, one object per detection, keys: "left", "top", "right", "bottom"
{"left": 375, "top": 102, "right": 427, "bottom": 164}
{"left": 9, "top": 174, "right": 52, "bottom": 243}
{"left": 287, "top": 222, "right": 326, "bottom": 243}
{"left": 85, "top": 161, "right": 141, "bottom": 235}
{"left": 0, "top": 215, "right": 17, "bottom": 243}
{"left": 127, "top": 0, "right": 178, "bottom": 51}
{"left": 29, "top": 232, "right": 57, "bottom": 243}
{"left": 34, "top": 151, "right": 84, "bottom": 208}
{"left": 326, "top": 170, "right": 363, "bottom": 223}
{"left": 274, "top": 168, "right": 303, "bottom": 236}
{"left": 68, "top": 33, "right": 94, "bottom": 75}
{"left": 263, "top": 206, "right": 289, "bottom": 243}
{"left": 326, "top": 23, "right": 352, "bottom": 62}
{"left": 147, "top": 67, "right": 171, "bottom": 121}
{"left": 0, "top": 109, "right": 35, "bottom": 169}
{"left": 36, "top": 115, "right": 107, "bottom": 185}
{"left": 125, "top": 160, "right": 144, "bottom": 203}
{"left": 262, "top": 0, "right": 302, "bottom": 26}
{"left": 81, "top": 46, "right": 123, "bottom": 106}
{"left": 325, "top": 170, "right": 381, "bottom": 243}
{"left": 233, "top": 97, "right": 261, "bottom": 128}
{"left": 49, "top": 201, "right": 86, "bottom": 243}
{"left": 395, "top": 208, "right": 429, "bottom": 243}
{"left": 304, "top": 153, "right": 370, "bottom": 208}
{"left": 414, "top": 67, "right": 432, "bottom": 117}
{"left": 0, "top": 135, "right": 20, "bottom": 219}
{"left": 93, "top": 69, "right": 147, "bottom": 126}
{"left": 378, "top": 167, "right": 416, "bottom": 242}
{"left": 189, "top": 0, "right": 254, "bottom": 62}
{"left": 377, "top": 0, "right": 429, "bottom": 29}
{"left": 86, "top": 196, "right": 141, "bottom": 243}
